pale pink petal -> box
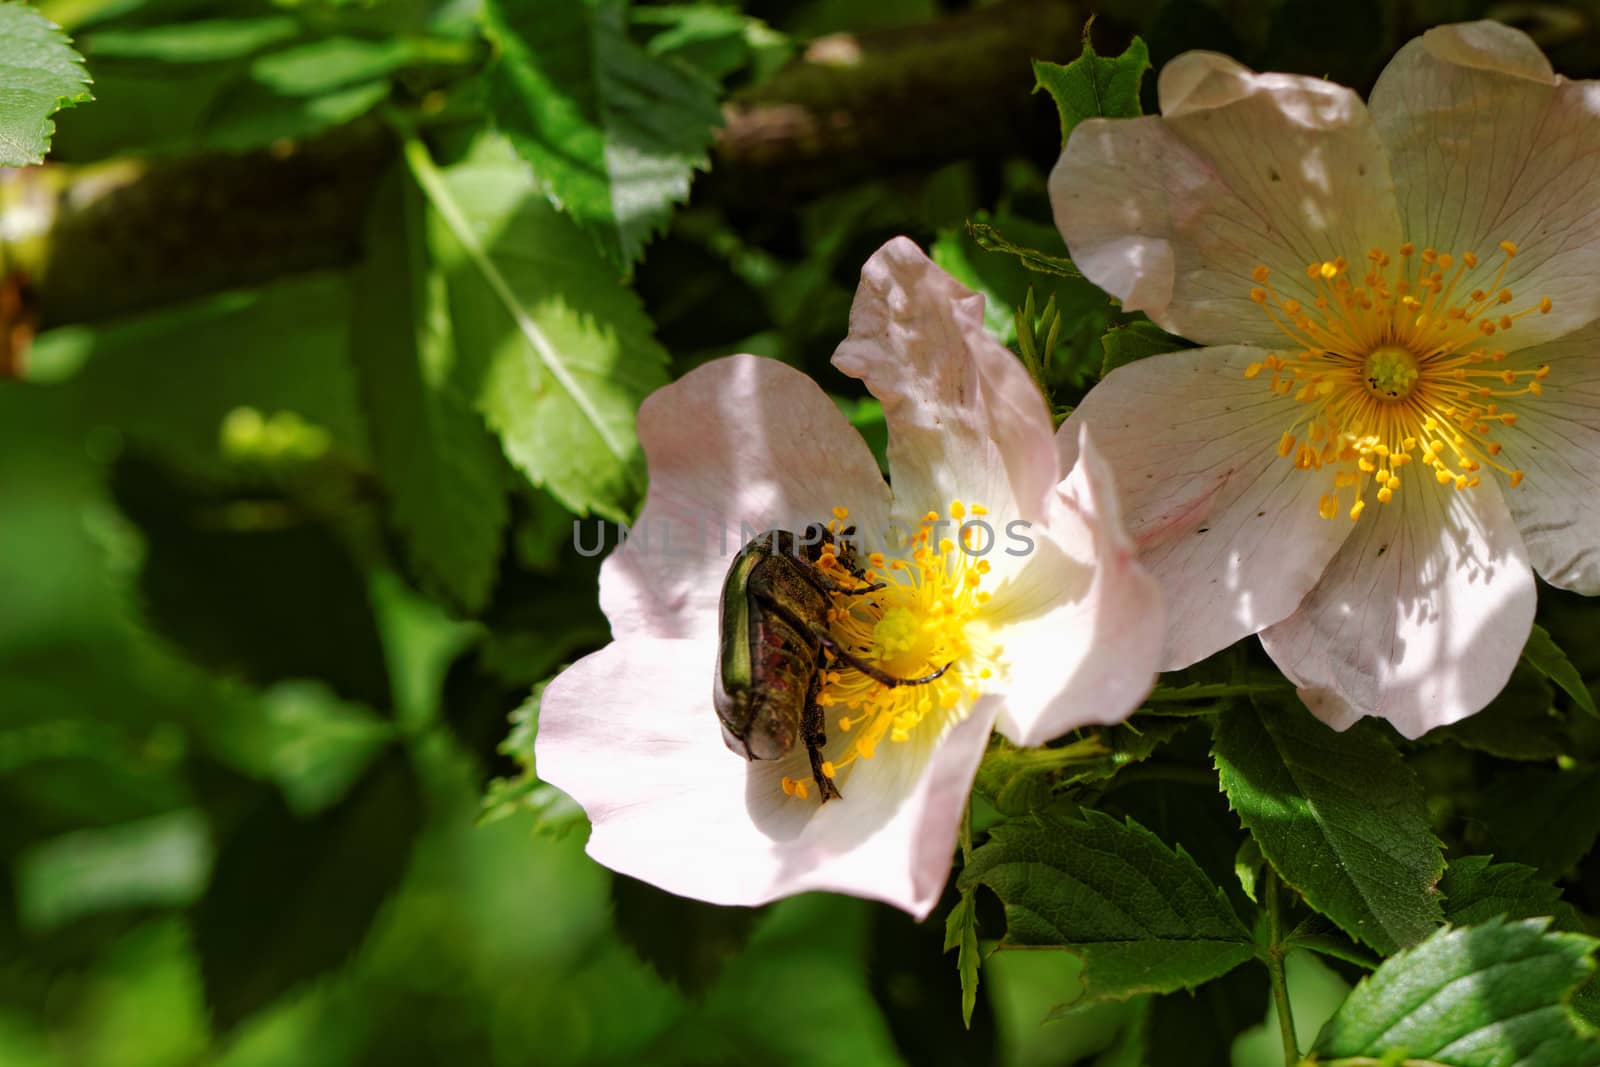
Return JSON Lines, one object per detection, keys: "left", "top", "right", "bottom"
{"left": 832, "top": 237, "right": 1059, "bottom": 526}
{"left": 600, "top": 354, "right": 892, "bottom": 641}
{"left": 536, "top": 637, "right": 996, "bottom": 918}
{"left": 1259, "top": 476, "right": 1536, "bottom": 738}
{"left": 1491, "top": 320, "right": 1600, "bottom": 593}
{"left": 1058, "top": 345, "right": 1354, "bottom": 669}
{"left": 983, "top": 426, "right": 1163, "bottom": 746}
{"left": 1050, "top": 53, "right": 1401, "bottom": 349}
{"left": 1369, "top": 21, "right": 1600, "bottom": 347}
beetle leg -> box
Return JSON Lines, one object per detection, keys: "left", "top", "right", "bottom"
{"left": 804, "top": 670, "right": 842, "bottom": 802}
{"left": 819, "top": 637, "right": 952, "bottom": 688}
{"left": 807, "top": 570, "right": 887, "bottom": 596}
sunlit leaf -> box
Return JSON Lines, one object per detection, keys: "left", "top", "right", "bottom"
{"left": 1032, "top": 32, "right": 1148, "bottom": 151}
{"left": 15, "top": 810, "right": 213, "bottom": 931}
{"left": 350, "top": 166, "right": 509, "bottom": 613}
{"left": 406, "top": 131, "right": 669, "bottom": 519}
{"left": 1212, "top": 699, "right": 1443, "bottom": 954}
{"left": 484, "top": 0, "right": 724, "bottom": 268}
{"left": 0, "top": 2, "right": 92, "bottom": 166}
{"left": 959, "top": 810, "right": 1254, "bottom": 1010}
{"left": 1310, "top": 918, "right": 1600, "bottom": 1066}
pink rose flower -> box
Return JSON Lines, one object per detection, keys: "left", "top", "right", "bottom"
{"left": 536, "top": 237, "right": 1164, "bottom": 917}
{"left": 1052, "top": 21, "right": 1600, "bottom": 737}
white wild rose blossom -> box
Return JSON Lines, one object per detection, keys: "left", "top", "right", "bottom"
{"left": 536, "top": 238, "right": 1163, "bottom": 917}
{"left": 1053, "top": 21, "right": 1600, "bottom": 736}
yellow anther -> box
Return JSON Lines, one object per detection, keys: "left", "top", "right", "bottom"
{"left": 832, "top": 506, "right": 849, "bottom": 520}
{"left": 781, "top": 777, "right": 797, "bottom": 797}
{"left": 971, "top": 504, "right": 988, "bottom": 515}
{"left": 1318, "top": 494, "right": 1339, "bottom": 520}
{"left": 1540, "top": 297, "right": 1553, "bottom": 314}
{"left": 950, "top": 500, "right": 965, "bottom": 520}
{"left": 1510, "top": 470, "right": 1525, "bottom": 487}
{"left": 1247, "top": 239, "right": 1545, "bottom": 521}
{"left": 1499, "top": 240, "right": 1519, "bottom": 256}
{"left": 821, "top": 761, "right": 836, "bottom": 779}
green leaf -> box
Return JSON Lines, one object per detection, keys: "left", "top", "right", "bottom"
{"left": 249, "top": 36, "right": 419, "bottom": 97}
{"left": 82, "top": 17, "right": 301, "bottom": 62}
{"left": 484, "top": 681, "right": 590, "bottom": 837}
{"left": 942, "top": 891, "right": 981, "bottom": 1028}
{"left": 1309, "top": 917, "right": 1600, "bottom": 1066}
{"left": 1100, "top": 320, "right": 1187, "bottom": 376}
{"left": 965, "top": 221, "right": 1082, "bottom": 279}
{"left": 958, "top": 810, "right": 1254, "bottom": 1009}
{"left": 634, "top": 4, "right": 792, "bottom": 85}
{"left": 484, "top": 0, "right": 724, "bottom": 268}
{"left": 1426, "top": 660, "right": 1565, "bottom": 761}
{"left": 194, "top": 748, "right": 423, "bottom": 1028}
{"left": 406, "top": 131, "right": 670, "bottom": 519}
{"left": 350, "top": 165, "right": 509, "bottom": 613}
{"left": 1283, "top": 915, "right": 1381, "bottom": 971}
{"left": 1212, "top": 699, "right": 1443, "bottom": 955}
{"left": 1524, "top": 622, "right": 1599, "bottom": 716}
{"left": 1481, "top": 765, "right": 1600, "bottom": 879}
{"left": 1032, "top": 33, "right": 1148, "bottom": 151}
{"left": 15, "top": 809, "right": 213, "bottom": 931}
{"left": 1440, "top": 855, "right": 1579, "bottom": 930}
{"left": 203, "top": 680, "right": 398, "bottom": 817}
{"left": 0, "top": 3, "right": 92, "bottom": 166}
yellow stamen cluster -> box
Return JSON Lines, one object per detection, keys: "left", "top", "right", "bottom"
{"left": 1245, "top": 242, "right": 1550, "bottom": 520}
{"left": 778, "top": 504, "right": 1000, "bottom": 798}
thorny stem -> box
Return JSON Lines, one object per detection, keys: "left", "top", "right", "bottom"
{"left": 1265, "top": 869, "right": 1299, "bottom": 1066}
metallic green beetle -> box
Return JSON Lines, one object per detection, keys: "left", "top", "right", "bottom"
{"left": 715, "top": 524, "right": 947, "bottom": 802}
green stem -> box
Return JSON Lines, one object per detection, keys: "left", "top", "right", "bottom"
{"left": 1265, "top": 870, "right": 1299, "bottom": 1066}
{"left": 997, "top": 735, "right": 1110, "bottom": 768}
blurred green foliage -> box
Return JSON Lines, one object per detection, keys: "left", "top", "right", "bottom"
{"left": 6, "top": 0, "right": 1600, "bottom": 1064}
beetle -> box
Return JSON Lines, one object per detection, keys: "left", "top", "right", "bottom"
{"left": 715, "top": 523, "right": 947, "bottom": 801}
